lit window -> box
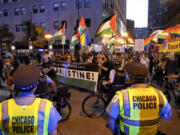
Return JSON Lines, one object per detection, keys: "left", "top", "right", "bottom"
{"left": 61, "top": 1, "right": 67, "bottom": 10}
{"left": 85, "top": 18, "right": 91, "bottom": 27}
{"left": 40, "top": 4, "right": 45, "bottom": 13}
{"left": 54, "top": 21, "right": 60, "bottom": 30}
{"left": 21, "top": 7, "right": 26, "bottom": 15}
{"left": 76, "top": 0, "right": 82, "bottom": 8}
{"left": 3, "top": 9, "right": 8, "bottom": 17}
{"left": 61, "top": 20, "right": 67, "bottom": 29}
{"left": 84, "top": 0, "right": 91, "bottom": 8}
{"left": 53, "top": 3, "right": 59, "bottom": 11}
{"left": 14, "top": 8, "right": 19, "bottom": 16}
{"left": 33, "top": 5, "right": 38, "bottom": 14}
{"left": 16, "top": 24, "right": 21, "bottom": 32}
{"left": 0, "top": 10, "right": 2, "bottom": 17}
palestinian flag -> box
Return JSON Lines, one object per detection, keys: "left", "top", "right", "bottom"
{"left": 95, "top": 13, "right": 116, "bottom": 37}
{"left": 78, "top": 16, "right": 86, "bottom": 35}
{"left": 51, "top": 23, "right": 65, "bottom": 44}
{"left": 71, "top": 31, "right": 80, "bottom": 47}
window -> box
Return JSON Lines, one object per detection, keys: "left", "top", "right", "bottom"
{"left": 53, "top": 3, "right": 59, "bottom": 11}
{"left": 21, "top": 7, "right": 26, "bottom": 15}
{"left": 84, "top": 0, "right": 91, "bottom": 8}
{"left": 40, "top": 4, "right": 45, "bottom": 13}
{"left": 85, "top": 18, "right": 91, "bottom": 27}
{"left": 61, "top": 20, "right": 67, "bottom": 29}
{"left": 14, "top": 8, "right": 19, "bottom": 16}
{"left": 3, "top": 0, "right": 8, "bottom": 3}
{"left": 53, "top": 21, "right": 60, "bottom": 29}
{"left": 16, "top": 24, "right": 21, "bottom": 32}
{"left": 12, "top": 0, "right": 18, "bottom": 2}
{"left": 3, "top": 9, "right": 8, "bottom": 17}
{"left": 33, "top": 5, "right": 38, "bottom": 13}
{"left": 76, "top": 0, "right": 82, "bottom": 8}
{"left": 61, "top": 1, "right": 67, "bottom": 10}
{"left": 0, "top": 10, "right": 2, "bottom": 17}
{"left": 21, "top": 24, "right": 26, "bottom": 32}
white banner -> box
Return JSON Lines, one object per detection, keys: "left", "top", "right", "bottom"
{"left": 135, "top": 39, "right": 144, "bottom": 52}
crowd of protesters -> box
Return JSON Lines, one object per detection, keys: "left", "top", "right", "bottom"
{"left": 0, "top": 49, "right": 180, "bottom": 105}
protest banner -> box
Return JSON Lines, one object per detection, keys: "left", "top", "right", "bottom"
{"left": 52, "top": 62, "right": 99, "bottom": 91}
{"left": 135, "top": 39, "right": 144, "bottom": 52}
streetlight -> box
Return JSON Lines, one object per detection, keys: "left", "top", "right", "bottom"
{"left": 45, "top": 33, "right": 52, "bottom": 49}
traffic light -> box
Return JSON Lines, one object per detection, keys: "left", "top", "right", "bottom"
{"left": 34, "top": 26, "right": 38, "bottom": 36}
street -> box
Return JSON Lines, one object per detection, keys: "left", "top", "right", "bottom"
{"left": 0, "top": 82, "right": 180, "bottom": 135}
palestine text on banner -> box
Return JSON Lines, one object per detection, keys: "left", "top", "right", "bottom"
{"left": 53, "top": 62, "right": 99, "bottom": 91}
{"left": 51, "top": 23, "right": 65, "bottom": 44}
{"left": 95, "top": 13, "right": 116, "bottom": 37}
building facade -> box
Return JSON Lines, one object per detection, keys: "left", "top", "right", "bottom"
{"left": 0, "top": 0, "right": 126, "bottom": 48}
{"left": 134, "top": 27, "right": 148, "bottom": 39}
{"left": 126, "top": 19, "right": 134, "bottom": 39}
{"left": 148, "top": 0, "right": 168, "bottom": 34}
{"left": 165, "top": 0, "right": 180, "bottom": 27}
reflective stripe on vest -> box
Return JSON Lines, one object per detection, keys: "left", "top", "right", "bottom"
{"left": 118, "top": 87, "right": 163, "bottom": 135}
{"left": 120, "top": 117, "right": 160, "bottom": 126}
{"left": 1, "top": 98, "right": 52, "bottom": 135}
{"left": 123, "top": 91, "right": 130, "bottom": 117}
{"left": 155, "top": 90, "right": 164, "bottom": 112}
{"left": 38, "top": 99, "right": 52, "bottom": 135}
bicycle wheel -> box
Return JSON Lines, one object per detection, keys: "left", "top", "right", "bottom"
{"left": 82, "top": 95, "right": 106, "bottom": 118}
{"left": 56, "top": 99, "right": 71, "bottom": 122}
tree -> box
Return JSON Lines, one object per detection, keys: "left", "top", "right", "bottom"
{"left": 0, "top": 24, "right": 15, "bottom": 53}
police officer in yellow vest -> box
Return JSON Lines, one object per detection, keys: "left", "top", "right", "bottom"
{"left": 106, "top": 62, "right": 172, "bottom": 135}
{"left": 0, "top": 65, "right": 61, "bottom": 135}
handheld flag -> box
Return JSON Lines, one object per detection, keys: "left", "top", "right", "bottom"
{"left": 95, "top": 13, "right": 116, "bottom": 37}
{"left": 51, "top": 23, "right": 65, "bottom": 44}
{"left": 144, "top": 35, "right": 154, "bottom": 50}
{"left": 71, "top": 31, "right": 80, "bottom": 47}
{"left": 78, "top": 16, "right": 91, "bottom": 48}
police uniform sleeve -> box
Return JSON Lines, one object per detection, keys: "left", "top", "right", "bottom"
{"left": 159, "top": 91, "right": 172, "bottom": 121}
{"left": 106, "top": 94, "right": 120, "bottom": 119}
{"left": 48, "top": 105, "right": 62, "bottom": 131}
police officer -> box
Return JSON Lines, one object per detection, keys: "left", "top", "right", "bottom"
{"left": 106, "top": 62, "right": 172, "bottom": 135}
{"left": 0, "top": 65, "right": 61, "bottom": 135}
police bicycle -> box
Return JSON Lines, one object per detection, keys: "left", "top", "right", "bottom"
{"left": 163, "top": 76, "right": 180, "bottom": 109}
{"left": 82, "top": 76, "right": 127, "bottom": 118}
{"left": 35, "top": 74, "right": 72, "bottom": 121}
{"left": 54, "top": 81, "right": 72, "bottom": 121}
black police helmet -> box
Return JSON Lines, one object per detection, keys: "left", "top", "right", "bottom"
{"left": 124, "top": 62, "right": 148, "bottom": 78}
{"left": 12, "top": 65, "right": 40, "bottom": 91}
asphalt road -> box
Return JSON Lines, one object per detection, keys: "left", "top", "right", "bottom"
{"left": 0, "top": 81, "right": 180, "bottom": 135}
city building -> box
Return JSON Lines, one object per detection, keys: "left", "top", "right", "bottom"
{"left": 134, "top": 27, "right": 148, "bottom": 39}
{"left": 126, "top": 19, "right": 134, "bottom": 39}
{"left": 0, "top": 0, "right": 126, "bottom": 49}
{"left": 165, "top": 0, "right": 180, "bottom": 27}
{"left": 148, "top": 0, "right": 168, "bottom": 34}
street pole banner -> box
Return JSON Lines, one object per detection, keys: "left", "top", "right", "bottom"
{"left": 52, "top": 61, "right": 99, "bottom": 91}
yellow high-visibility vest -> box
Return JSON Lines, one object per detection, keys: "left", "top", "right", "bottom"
{"left": 117, "top": 87, "right": 166, "bottom": 135}
{"left": 0, "top": 98, "right": 52, "bottom": 135}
